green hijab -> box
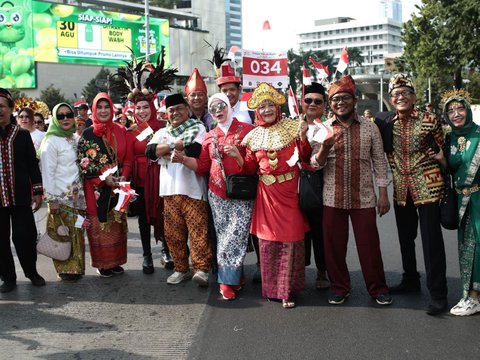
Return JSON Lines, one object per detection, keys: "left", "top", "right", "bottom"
{"left": 443, "top": 96, "right": 478, "bottom": 137}
{"left": 44, "top": 103, "right": 76, "bottom": 140}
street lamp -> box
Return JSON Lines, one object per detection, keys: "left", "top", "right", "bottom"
{"left": 379, "top": 69, "right": 384, "bottom": 112}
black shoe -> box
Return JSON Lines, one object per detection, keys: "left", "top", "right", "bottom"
{"left": 0, "top": 281, "right": 17, "bottom": 293}
{"left": 28, "top": 274, "right": 46, "bottom": 287}
{"left": 59, "top": 274, "right": 82, "bottom": 282}
{"left": 252, "top": 264, "right": 262, "bottom": 284}
{"left": 389, "top": 275, "right": 421, "bottom": 294}
{"left": 161, "top": 250, "right": 174, "bottom": 270}
{"left": 111, "top": 266, "right": 124, "bottom": 275}
{"left": 427, "top": 298, "right": 448, "bottom": 316}
{"left": 96, "top": 268, "right": 114, "bottom": 278}
{"left": 143, "top": 255, "right": 154, "bottom": 275}
{"left": 375, "top": 293, "right": 393, "bottom": 305}
{"left": 328, "top": 292, "right": 350, "bottom": 305}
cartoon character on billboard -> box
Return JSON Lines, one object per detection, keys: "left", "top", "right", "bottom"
{"left": 0, "top": 1, "right": 26, "bottom": 48}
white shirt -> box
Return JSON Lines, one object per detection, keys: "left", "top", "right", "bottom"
{"left": 148, "top": 124, "right": 207, "bottom": 200}
{"left": 232, "top": 101, "right": 253, "bottom": 124}
{"left": 30, "top": 129, "right": 45, "bottom": 152}
{"left": 40, "top": 135, "right": 85, "bottom": 209}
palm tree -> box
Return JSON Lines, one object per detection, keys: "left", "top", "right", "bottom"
{"left": 347, "top": 47, "right": 363, "bottom": 67}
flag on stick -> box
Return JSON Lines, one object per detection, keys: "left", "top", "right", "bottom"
{"left": 336, "top": 47, "right": 349, "bottom": 73}
{"left": 263, "top": 20, "right": 271, "bottom": 30}
{"left": 227, "top": 45, "right": 241, "bottom": 61}
{"left": 288, "top": 86, "right": 300, "bottom": 118}
{"left": 309, "top": 56, "right": 330, "bottom": 81}
{"left": 302, "top": 65, "right": 312, "bottom": 85}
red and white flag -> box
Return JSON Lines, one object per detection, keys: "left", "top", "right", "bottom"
{"left": 99, "top": 164, "right": 118, "bottom": 182}
{"left": 240, "top": 92, "right": 253, "bottom": 112}
{"left": 336, "top": 47, "right": 349, "bottom": 73}
{"left": 287, "top": 86, "right": 300, "bottom": 118}
{"left": 114, "top": 182, "right": 138, "bottom": 213}
{"left": 263, "top": 20, "right": 271, "bottom": 31}
{"left": 228, "top": 45, "right": 241, "bottom": 61}
{"left": 131, "top": 121, "right": 154, "bottom": 141}
{"left": 302, "top": 65, "right": 312, "bottom": 86}
{"left": 309, "top": 56, "right": 330, "bottom": 81}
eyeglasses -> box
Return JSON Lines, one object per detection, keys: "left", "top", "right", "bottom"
{"left": 34, "top": 121, "right": 44, "bottom": 125}
{"left": 209, "top": 102, "right": 227, "bottom": 113}
{"left": 447, "top": 106, "right": 466, "bottom": 116}
{"left": 330, "top": 95, "right": 353, "bottom": 103}
{"left": 304, "top": 98, "right": 324, "bottom": 105}
{"left": 57, "top": 112, "right": 75, "bottom": 120}
{"left": 390, "top": 90, "right": 415, "bottom": 99}
{"left": 17, "top": 115, "right": 29, "bottom": 119}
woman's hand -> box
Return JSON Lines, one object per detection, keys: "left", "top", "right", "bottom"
{"left": 223, "top": 144, "right": 241, "bottom": 159}
{"left": 171, "top": 149, "right": 186, "bottom": 163}
{"left": 49, "top": 201, "right": 60, "bottom": 214}
{"left": 428, "top": 147, "right": 447, "bottom": 168}
{"left": 105, "top": 174, "right": 116, "bottom": 187}
{"left": 299, "top": 119, "right": 308, "bottom": 141}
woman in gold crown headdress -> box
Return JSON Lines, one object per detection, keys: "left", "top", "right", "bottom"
{"left": 241, "top": 83, "right": 311, "bottom": 309}
{"left": 434, "top": 90, "right": 480, "bottom": 316}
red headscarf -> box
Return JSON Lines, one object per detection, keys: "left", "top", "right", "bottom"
{"left": 92, "top": 92, "right": 115, "bottom": 144}
{"left": 134, "top": 98, "right": 161, "bottom": 132}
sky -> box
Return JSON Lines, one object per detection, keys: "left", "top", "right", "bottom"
{"left": 242, "top": 0, "right": 422, "bottom": 52}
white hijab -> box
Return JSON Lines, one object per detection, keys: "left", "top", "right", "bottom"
{"left": 208, "top": 93, "right": 233, "bottom": 134}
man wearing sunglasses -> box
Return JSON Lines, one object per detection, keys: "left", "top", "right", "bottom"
{"left": 0, "top": 88, "right": 45, "bottom": 293}
{"left": 302, "top": 82, "right": 330, "bottom": 290}
{"left": 384, "top": 73, "right": 448, "bottom": 316}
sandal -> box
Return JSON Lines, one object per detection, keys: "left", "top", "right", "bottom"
{"left": 282, "top": 299, "right": 296, "bottom": 309}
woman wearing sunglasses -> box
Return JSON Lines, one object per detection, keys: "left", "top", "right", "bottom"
{"left": 174, "top": 93, "right": 254, "bottom": 300}
{"left": 40, "top": 103, "right": 86, "bottom": 281}
{"left": 78, "top": 93, "right": 133, "bottom": 278}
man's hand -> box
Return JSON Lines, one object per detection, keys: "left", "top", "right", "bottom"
{"left": 32, "top": 195, "right": 43, "bottom": 213}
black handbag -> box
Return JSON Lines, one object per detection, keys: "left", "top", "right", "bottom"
{"left": 299, "top": 168, "right": 323, "bottom": 211}
{"left": 440, "top": 173, "right": 458, "bottom": 230}
{"left": 226, "top": 174, "right": 258, "bottom": 200}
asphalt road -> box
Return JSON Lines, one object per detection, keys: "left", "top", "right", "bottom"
{"left": 1, "top": 198, "right": 479, "bottom": 360}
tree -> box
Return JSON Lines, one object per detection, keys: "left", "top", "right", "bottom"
{"left": 82, "top": 68, "right": 123, "bottom": 105}
{"left": 402, "top": 0, "right": 480, "bottom": 90}
{"left": 287, "top": 49, "right": 334, "bottom": 93}
{"left": 40, "top": 84, "right": 68, "bottom": 112}
{"left": 347, "top": 47, "right": 363, "bottom": 67}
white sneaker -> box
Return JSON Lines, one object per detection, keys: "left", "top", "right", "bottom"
{"left": 192, "top": 271, "right": 209, "bottom": 287}
{"left": 167, "top": 271, "right": 191, "bottom": 285}
{"left": 450, "top": 297, "right": 480, "bottom": 316}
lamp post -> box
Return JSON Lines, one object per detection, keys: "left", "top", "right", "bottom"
{"left": 379, "top": 69, "right": 384, "bottom": 112}
{"left": 145, "top": 0, "right": 150, "bottom": 62}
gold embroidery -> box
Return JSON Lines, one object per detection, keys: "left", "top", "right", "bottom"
{"left": 242, "top": 119, "right": 299, "bottom": 151}
{"left": 458, "top": 136, "right": 466, "bottom": 152}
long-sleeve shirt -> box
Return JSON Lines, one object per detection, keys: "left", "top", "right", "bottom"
{"left": 311, "top": 114, "right": 389, "bottom": 209}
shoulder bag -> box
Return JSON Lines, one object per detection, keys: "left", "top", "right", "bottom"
{"left": 37, "top": 215, "right": 72, "bottom": 261}
{"left": 298, "top": 165, "right": 323, "bottom": 211}
{"left": 439, "top": 172, "right": 458, "bottom": 230}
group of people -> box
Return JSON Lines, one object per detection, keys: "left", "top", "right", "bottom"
{"left": 1, "top": 67, "right": 478, "bottom": 317}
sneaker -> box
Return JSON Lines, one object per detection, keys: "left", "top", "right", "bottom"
{"left": 28, "top": 274, "right": 46, "bottom": 287}
{"left": 97, "top": 268, "right": 114, "bottom": 278}
{"left": 160, "top": 250, "right": 174, "bottom": 270}
{"left": 328, "top": 292, "right": 350, "bottom": 305}
{"left": 375, "top": 293, "right": 393, "bottom": 305}
{"left": 450, "top": 297, "right": 480, "bottom": 316}
{"left": 111, "top": 266, "right": 124, "bottom": 275}
{"left": 167, "top": 271, "right": 192, "bottom": 285}
{"left": 219, "top": 284, "right": 236, "bottom": 300}
{"left": 192, "top": 271, "right": 209, "bottom": 287}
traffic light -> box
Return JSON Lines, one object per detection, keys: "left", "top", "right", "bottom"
{"left": 424, "top": 89, "right": 430, "bottom": 102}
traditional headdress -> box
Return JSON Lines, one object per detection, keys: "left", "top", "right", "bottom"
{"left": 247, "top": 82, "right": 286, "bottom": 109}
{"left": 441, "top": 89, "right": 475, "bottom": 137}
{"left": 205, "top": 41, "right": 241, "bottom": 86}
{"left": 74, "top": 99, "right": 89, "bottom": 110}
{"left": 0, "top": 88, "right": 13, "bottom": 107}
{"left": 328, "top": 75, "right": 356, "bottom": 98}
{"left": 185, "top": 68, "right": 207, "bottom": 96}
{"left": 388, "top": 73, "right": 415, "bottom": 94}
{"left": 13, "top": 97, "right": 50, "bottom": 118}
{"left": 109, "top": 46, "right": 178, "bottom": 103}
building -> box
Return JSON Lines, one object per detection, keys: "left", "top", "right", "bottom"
{"left": 379, "top": 0, "right": 403, "bottom": 22}
{"left": 298, "top": 17, "right": 403, "bottom": 76}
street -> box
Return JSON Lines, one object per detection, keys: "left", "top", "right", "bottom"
{"left": 1, "top": 199, "right": 479, "bottom": 360}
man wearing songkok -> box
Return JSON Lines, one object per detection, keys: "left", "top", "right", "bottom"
{"left": 311, "top": 75, "right": 392, "bottom": 306}
{"left": 146, "top": 94, "right": 212, "bottom": 286}
{"left": 378, "top": 73, "right": 447, "bottom": 315}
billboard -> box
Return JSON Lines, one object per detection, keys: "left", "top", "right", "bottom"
{"left": 0, "top": 0, "right": 169, "bottom": 89}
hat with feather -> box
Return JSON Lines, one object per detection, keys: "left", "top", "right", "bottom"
{"left": 205, "top": 40, "right": 241, "bottom": 86}
{"left": 109, "top": 46, "right": 178, "bottom": 103}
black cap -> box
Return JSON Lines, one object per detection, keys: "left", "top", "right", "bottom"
{"left": 0, "top": 87, "right": 14, "bottom": 108}
{"left": 304, "top": 82, "right": 326, "bottom": 97}
{"left": 165, "top": 93, "right": 187, "bottom": 108}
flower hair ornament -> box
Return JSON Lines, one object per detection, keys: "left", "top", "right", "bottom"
{"left": 109, "top": 46, "right": 178, "bottom": 103}
{"left": 439, "top": 88, "right": 472, "bottom": 109}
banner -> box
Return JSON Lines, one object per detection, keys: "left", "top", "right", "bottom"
{"left": 242, "top": 50, "right": 289, "bottom": 89}
{"left": 31, "top": 1, "right": 169, "bottom": 66}
{"left": 0, "top": 0, "right": 36, "bottom": 88}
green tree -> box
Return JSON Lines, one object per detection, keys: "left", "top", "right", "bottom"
{"left": 40, "top": 84, "right": 68, "bottom": 112}
{"left": 347, "top": 47, "right": 363, "bottom": 67}
{"left": 82, "top": 68, "right": 123, "bottom": 105}
{"left": 287, "top": 49, "right": 334, "bottom": 93}
{"left": 402, "top": 0, "right": 480, "bottom": 90}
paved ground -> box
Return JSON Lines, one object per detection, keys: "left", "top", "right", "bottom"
{"left": 1, "top": 201, "right": 479, "bottom": 360}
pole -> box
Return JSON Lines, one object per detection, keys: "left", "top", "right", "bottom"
{"left": 145, "top": 0, "right": 150, "bottom": 62}
{"left": 379, "top": 70, "right": 384, "bottom": 112}
{"left": 428, "top": 77, "right": 431, "bottom": 103}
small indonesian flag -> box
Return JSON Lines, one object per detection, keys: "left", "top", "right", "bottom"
{"left": 302, "top": 65, "right": 312, "bottom": 86}
{"left": 132, "top": 121, "right": 154, "bottom": 141}
{"left": 113, "top": 182, "right": 138, "bottom": 213}
{"left": 99, "top": 164, "right": 118, "bottom": 181}
{"left": 312, "top": 121, "right": 334, "bottom": 143}
{"left": 309, "top": 56, "right": 330, "bottom": 81}
{"left": 336, "top": 47, "right": 349, "bottom": 73}
{"left": 263, "top": 20, "right": 271, "bottom": 30}
{"left": 240, "top": 92, "right": 253, "bottom": 112}
{"left": 228, "top": 45, "right": 241, "bottom": 61}
{"left": 288, "top": 86, "right": 299, "bottom": 118}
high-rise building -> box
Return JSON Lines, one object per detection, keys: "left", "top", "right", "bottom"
{"left": 379, "top": 0, "right": 402, "bottom": 22}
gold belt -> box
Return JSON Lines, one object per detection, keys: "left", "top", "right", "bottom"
{"left": 456, "top": 184, "right": 480, "bottom": 196}
{"left": 260, "top": 171, "right": 296, "bottom": 186}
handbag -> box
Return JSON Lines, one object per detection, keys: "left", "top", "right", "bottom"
{"left": 439, "top": 173, "right": 458, "bottom": 230}
{"left": 298, "top": 167, "right": 323, "bottom": 211}
{"left": 37, "top": 216, "right": 72, "bottom": 261}
{"left": 213, "top": 132, "right": 257, "bottom": 200}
